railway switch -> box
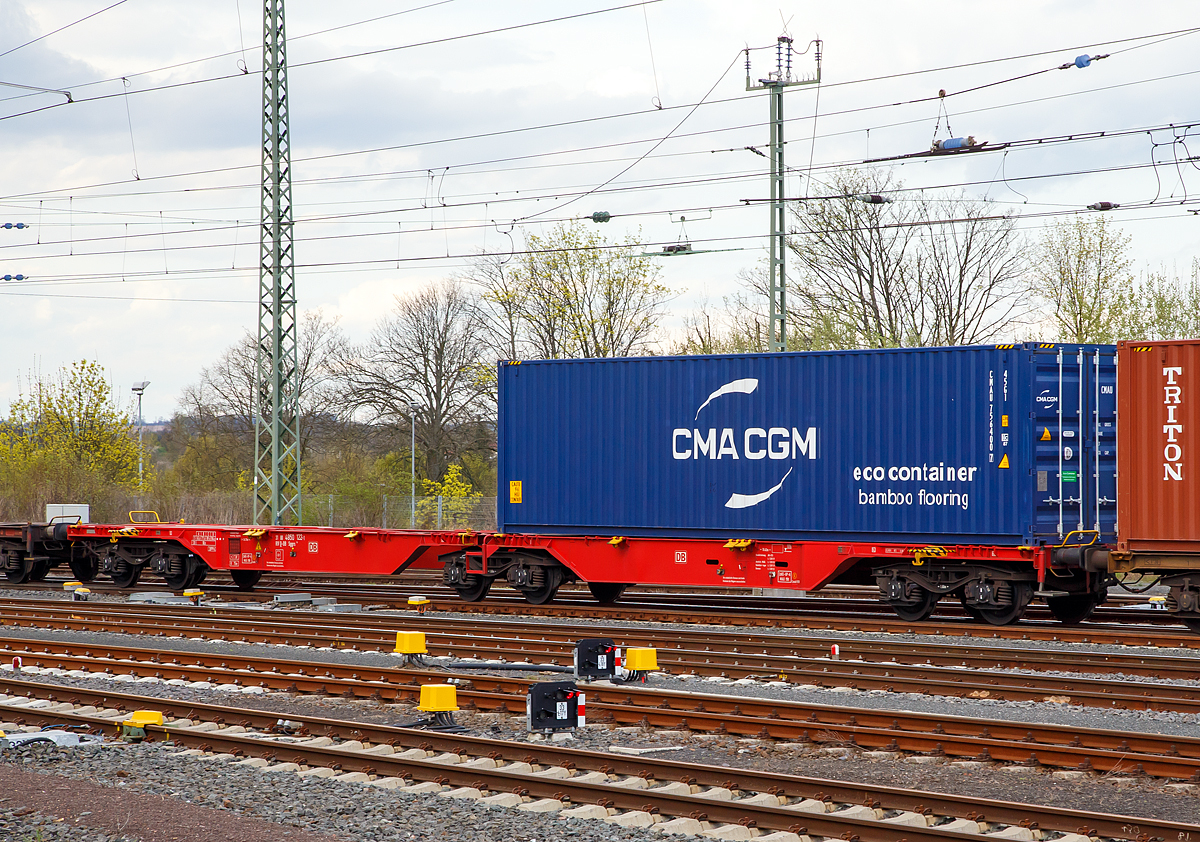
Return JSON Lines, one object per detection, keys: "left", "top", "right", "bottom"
{"left": 574, "top": 638, "right": 617, "bottom": 679}
{"left": 526, "top": 681, "right": 584, "bottom": 732}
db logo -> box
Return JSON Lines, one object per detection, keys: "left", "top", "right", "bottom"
{"left": 674, "top": 551, "right": 687, "bottom": 564}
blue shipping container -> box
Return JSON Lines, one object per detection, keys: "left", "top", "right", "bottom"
{"left": 497, "top": 344, "right": 1116, "bottom": 545}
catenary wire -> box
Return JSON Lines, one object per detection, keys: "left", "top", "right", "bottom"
{"left": 3, "top": 23, "right": 1196, "bottom": 203}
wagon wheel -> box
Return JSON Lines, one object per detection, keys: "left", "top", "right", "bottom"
{"left": 1046, "top": 594, "right": 1098, "bottom": 625}
{"left": 162, "top": 557, "right": 191, "bottom": 591}
{"left": 454, "top": 576, "right": 492, "bottom": 602}
{"left": 972, "top": 582, "right": 1033, "bottom": 626}
{"left": 188, "top": 565, "right": 209, "bottom": 588}
{"left": 111, "top": 562, "right": 142, "bottom": 589}
{"left": 521, "top": 568, "right": 562, "bottom": 605}
{"left": 4, "top": 559, "right": 32, "bottom": 585}
{"left": 68, "top": 554, "right": 98, "bottom": 582}
{"left": 229, "top": 570, "right": 262, "bottom": 590}
{"left": 587, "top": 582, "right": 629, "bottom": 604}
{"left": 28, "top": 560, "right": 50, "bottom": 582}
{"left": 889, "top": 588, "right": 939, "bottom": 622}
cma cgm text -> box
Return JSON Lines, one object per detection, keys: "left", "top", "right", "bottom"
{"left": 672, "top": 427, "right": 818, "bottom": 460}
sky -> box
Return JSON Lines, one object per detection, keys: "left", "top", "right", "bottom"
{"left": 0, "top": 1, "right": 1197, "bottom": 422}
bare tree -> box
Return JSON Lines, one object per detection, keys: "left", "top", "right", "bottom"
{"left": 786, "top": 170, "right": 1029, "bottom": 348}
{"left": 914, "top": 193, "right": 1029, "bottom": 345}
{"left": 172, "top": 310, "right": 348, "bottom": 489}
{"left": 338, "top": 280, "right": 490, "bottom": 483}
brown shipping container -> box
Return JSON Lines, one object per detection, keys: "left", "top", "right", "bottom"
{"left": 1117, "top": 339, "right": 1200, "bottom": 551}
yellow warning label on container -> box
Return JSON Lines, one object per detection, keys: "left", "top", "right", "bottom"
{"left": 509, "top": 480, "right": 522, "bottom": 504}
{"left": 1040, "top": 427, "right": 1052, "bottom": 441}
{"left": 1001, "top": 415, "right": 1009, "bottom": 427}
{"left": 998, "top": 454, "right": 1010, "bottom": 468}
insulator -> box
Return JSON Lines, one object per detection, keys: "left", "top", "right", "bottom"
{"left": 590, "top": 211, "right": 611, "bottom": 223}
{"left": 1086, "top": 201, "right": 1119, "bottom": 211}
{"left": 3, "top": 274, "right": 25, "bottom": 281}
{"left": 1074, "top": 54, "right": 1091, "bottom": 68}
{"left": 932, "top": 136, "right": 976, "bottom": 151}
{"left": 1, "top": 223, "right": 23, "bottom": 229}
{"left": 858, "top": 194, "right": 893, "bottom": 205}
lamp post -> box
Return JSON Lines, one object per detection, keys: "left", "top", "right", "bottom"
{"left": 131, "top": 381, "right": 150, "bottom": 490}
{"left": 409, "top": 403, "right": 420, "bottom": 528}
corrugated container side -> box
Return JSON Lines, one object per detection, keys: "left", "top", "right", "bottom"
{"left": 1117, "top": 340, "right": 1200, "bottom": 551}
{"left": 498, "top": 344, "right": 1115, "bottom": 545}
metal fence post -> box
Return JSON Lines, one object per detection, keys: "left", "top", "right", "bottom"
{"left": 437, "top": 495, "right": 443, "bottom": 530}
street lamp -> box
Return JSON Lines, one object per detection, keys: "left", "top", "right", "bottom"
{"left": 409, "top": 403, "right": 420, "bottom": 528}
{"left": 131, "top": 381, "right": 150, "bottom": 490}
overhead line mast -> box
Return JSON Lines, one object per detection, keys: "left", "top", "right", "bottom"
{"left": 254, "top": 0, "right": 302, "bottom": 525}
{"left": 746, "top": 36, "right": 820, "bottom": 352}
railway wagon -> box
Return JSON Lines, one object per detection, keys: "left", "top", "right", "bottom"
{"left": 463, "top": 343, "right": 1118, "bottom": 623}
{"left": 0, "top": 522, "right": 454, "bottom": 590}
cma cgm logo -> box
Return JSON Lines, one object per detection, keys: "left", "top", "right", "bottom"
{"left": 1036, "top": 389, "right": 1058, "bottom": 405}
{"left": 670, "top": 378, "right": 818, "bottom": 510}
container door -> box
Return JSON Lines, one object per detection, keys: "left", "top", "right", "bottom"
{"left": 1087, "top": 349, "right": 1118, "bottom": 538}
{"left": 1031, "top": 347, "right": 1116, "bottom": 541}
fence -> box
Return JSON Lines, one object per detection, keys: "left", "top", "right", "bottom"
{"left": 4, "top": 490, "right": 497, "bottom": 530}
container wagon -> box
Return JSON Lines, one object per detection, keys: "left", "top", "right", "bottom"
{"left": 451, "top": 342, "right": 1117, "bottom": 623}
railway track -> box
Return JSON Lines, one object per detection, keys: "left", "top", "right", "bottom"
{"left": 3, "top": 574, "right": 1197, "bottom": 647}
{"left": 1, "top": 635, "right": 1198, "bottom": 781}
{"left": 4, "top": 574, "right": 1180, "bottom": 630}
{"left": 2, "top": 600, "right": 1199, "bottom": 711}
{"left": 0, "top": 676, "right": 1191, "bottom": 842}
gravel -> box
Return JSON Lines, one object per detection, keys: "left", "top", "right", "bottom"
{"left": 0, "top": 741, "right": 666, "bottom": 842}
{"left": 0, "top": 802, "right": 134, "bottom": 842}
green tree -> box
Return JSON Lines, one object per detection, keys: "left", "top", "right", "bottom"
{"left": 0, "top": 360, "right": 141, "bottom": 516}
{"left": 1034, "top": 216, "right": 1133, "bottom": 343}
{"left": 471, "top": 220, "right": 673, "bottom": 361}
{"left": 416, "top": 463, "right": 485, "bottom": 528}
{"left": 1117, "top": 260, "right": 1200, "bottom": 340}
{"left": 2, "top": 360, "right": 140, "bottom": 483}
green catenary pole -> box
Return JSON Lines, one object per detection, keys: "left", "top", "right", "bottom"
{"left": 746, "top": 36, "right": 820, "bottom": 352}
